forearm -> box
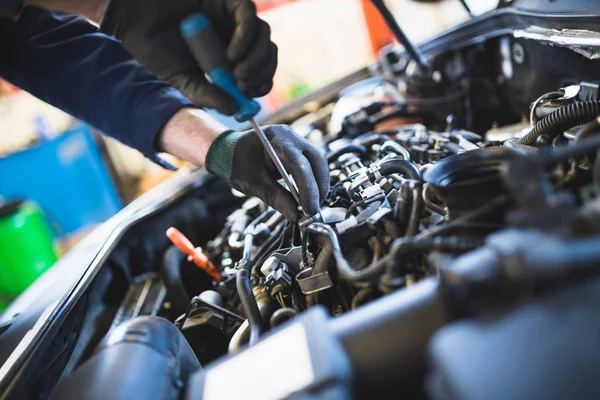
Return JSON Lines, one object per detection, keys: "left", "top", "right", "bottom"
{"left": 25, "top": 0, "right": 105, "bottom": 21}
{"left": 157, "top": 108, "right": 225, "bottom": 167}
{"left": 1, "top": 6, "right": 227, "bottom": 167}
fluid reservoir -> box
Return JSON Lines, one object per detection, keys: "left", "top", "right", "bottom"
{"left": 0, "top": 199, "right": 58, "bottom": 301}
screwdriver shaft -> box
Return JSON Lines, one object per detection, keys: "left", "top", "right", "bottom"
{"left": 248, "top": 119, "right": 302, "bottom": 208}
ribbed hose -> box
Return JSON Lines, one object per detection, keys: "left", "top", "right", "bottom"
{"left": 517, "top": 101, "right": 600, "bottom": 146}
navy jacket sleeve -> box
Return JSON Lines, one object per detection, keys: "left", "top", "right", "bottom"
{"left": 0, "top": 5, "right": 193, "bottom": 163}
{"left": 0, "top": 0, "right": 21, "bottom": 19}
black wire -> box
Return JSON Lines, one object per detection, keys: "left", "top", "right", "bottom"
{"left": 517, "top": 101, "right": 600, "bottom": 146}
{"left": 252, "top": 222, "right": 292, "bottom": 274}
{"left": 345, "top": 194, "right": 385, "bottom": 218}
{"left": 331, "top": 176, "right": 354, "bottom": 197}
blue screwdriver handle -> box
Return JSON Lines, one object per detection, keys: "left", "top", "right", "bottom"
{"left": 180, "top": 13, "right": 261, "bottom": 122}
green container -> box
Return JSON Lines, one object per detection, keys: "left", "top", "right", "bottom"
{"left": 0, "top": 200, "right": 58, "bottom": 300}
{"left": 0, "top": 293, "right": 10, "bottom": 313}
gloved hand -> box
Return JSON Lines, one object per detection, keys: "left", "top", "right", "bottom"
{"left": 205, "top": 125, "right": 329, "bottom": 222}
{"left": 100, "top": 0, "right": 277, "bottom": 115}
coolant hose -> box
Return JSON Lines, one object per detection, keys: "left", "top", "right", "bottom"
{"left": 236, "top": 265, "right": 264, "bottom": 345}
{"left": 270, "top": 308, "right": 298, "bottom": 327}
{"left": 353, "top": 132, "right": 392, "bottom": 147}
{"left": 313, "top": 240, "right": 334, "bottom": 275}
{"left": 229, "top": 287, "right": 275, "bottom": 353}
{"left": 517, "top": 100, "right": 600, "bottom": 146}
{"left": 234, "top": 210, "right": 275, "bottom": 345}
{"left": 161, "top": 246, "right": 192, "bottom": 316}
{"left": 378, "top": 158, "right": 422, "bottom": 181}
{"left": 327, "top": 144, "right": 367, "bottom": 163}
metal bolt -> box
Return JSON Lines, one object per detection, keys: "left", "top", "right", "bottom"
{"left": 512, "top": 42, "right": 525, "bottom": 64}
{"left": 333, "top": 305, "right": 343, "bottom": 316}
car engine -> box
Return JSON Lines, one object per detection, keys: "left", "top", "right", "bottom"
{"left": 4, "top": 1, "right": 600, "bottom": 399}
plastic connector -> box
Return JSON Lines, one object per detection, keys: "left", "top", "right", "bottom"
{"left": 265, "top": 262, "right": 293, "bottom": 298}
{"left": 578, "top": 81, "right": 600, "bottom": 102}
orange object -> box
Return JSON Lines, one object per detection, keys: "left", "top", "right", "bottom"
{"left": 166, "top": 227, "right": 222, "bottom": 281}
{"left": 360, "top": 0, "right": 394, "bottom": 57}
{"left": 254, "top": 0, "right": 300, "bottom": 13}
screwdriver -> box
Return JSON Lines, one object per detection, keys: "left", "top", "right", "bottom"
{"left": 180, "top": 13, "right": 305, "bottom": 216}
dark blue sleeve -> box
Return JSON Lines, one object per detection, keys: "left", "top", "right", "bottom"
{"left": 0, "top": 6, "right": 193, "bottom": 164}
{"left": 0, "top": 0, "right": 21, "bottom": 19}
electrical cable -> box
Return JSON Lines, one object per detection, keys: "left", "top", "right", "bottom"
{"left": 529, "top": 91, "right": 563, "bottom": 127}
{"left": 345, "top": 194, "right": 385, "bottom": 218}
{"left": 517, "top": 100, "right": 600, "bottom": 146}
{"left": 331, "top": 176, "right": 354, "bottom": 197}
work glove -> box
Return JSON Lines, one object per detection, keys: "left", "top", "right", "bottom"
{"left": 100, "top": 0, "right": 277, "bottom": 115}
{"left": 205, "top": 125, "right": 330, "bottom": 222}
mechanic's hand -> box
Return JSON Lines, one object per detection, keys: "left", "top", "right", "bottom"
{"left": 205, "top": 125, "right": 329, "bottom": 222}
{"left": 100, "top": 0, "right": 277, "bottom": 115}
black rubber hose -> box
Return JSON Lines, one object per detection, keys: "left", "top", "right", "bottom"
{"left": 327, "top": 144, "right": 367, "bottom": 163}
{"left": 351, "top": 288, "right": 375, "bottom": 310}
{"left": 516, "top": 101, "right": 600, "bottom": 146}
{"left": 160, "top": 246, "right": 192, "bottom": 316}
{"left": 378, "top": 158, "right": 422, "bottom": 181}
{"left": 236, "top": 266, "right": 264, "bottom": 345}
{"left": 313, "top": 240, "right": 334, "bottom": 276}
{"left": 353, "top": 132, "right": 391, "bottom": 147}
{"left": 235, "top": 210, "right": 275, "bottom": 344}
{"left": 406, "top": 186, "right": 423, "bottom": 237}
{"left": 269, "top": 308, "right": 298, "bottom": 328}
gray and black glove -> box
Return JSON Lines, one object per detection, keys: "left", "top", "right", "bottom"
{"left": 100, "top": 0, "right": 277, "bottom": 114}
{"left": 205, "top": 125, "right": 329, "bottom": 222}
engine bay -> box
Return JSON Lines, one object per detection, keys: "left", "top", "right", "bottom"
{"left": 4, "top": 2, "right": 600, "bottom": 399}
